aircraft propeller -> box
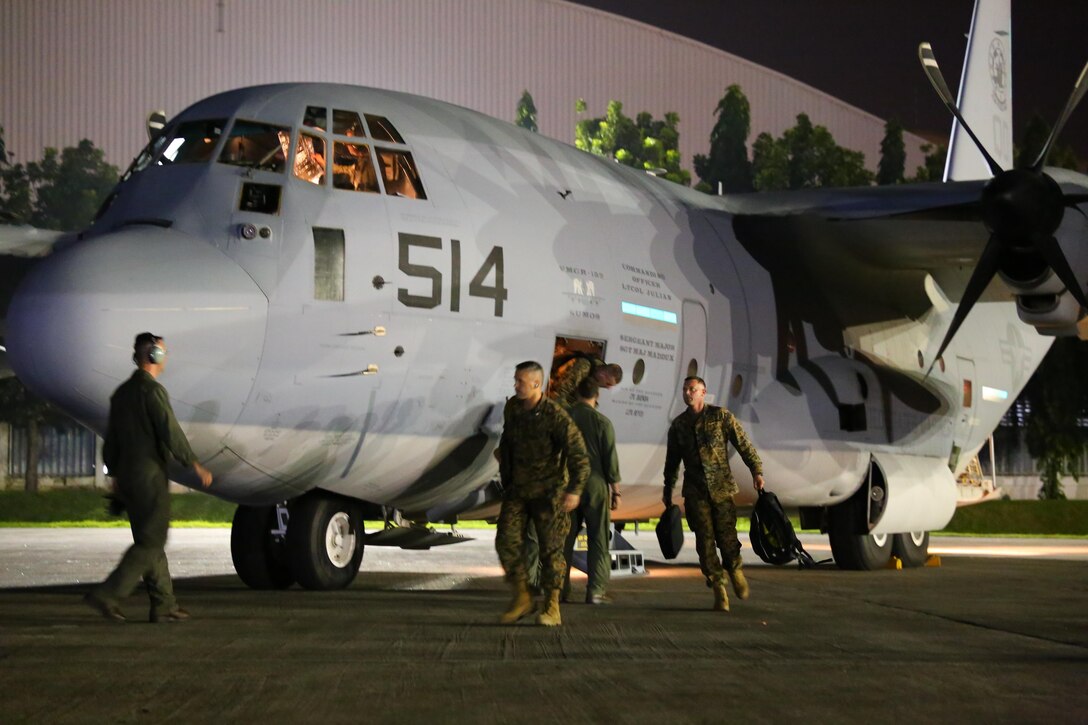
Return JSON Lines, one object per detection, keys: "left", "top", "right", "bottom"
{"left": 917, "top": 42, "right": 1088, "bottom": 374}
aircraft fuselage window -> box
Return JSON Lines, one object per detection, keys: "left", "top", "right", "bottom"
{"left": 364, "top": 114, "right": 405, "bottom": 144}
{"left": 333, "top": 109, "right": 365, "bottom": 136}
{"left": 218, "top": 120, "right": 290, "bottom": 172}
{"left": 313, "top": 227, "right": 346, "bottom": 302}
{"left": 376, "top": 148, "right": 426, "bottom": 199}
{"left": 332, "top": 142, "right": 380, "bottom": 193}
{"left": 293, "top": 132, "right": 327, "bottom": 185}
{"left": 962, "top": 379, "right": 973, "bottom": 408}
{"left": 239, "top": 182, "right": 282, "bottom": 215}
{"left": 303, "top": 106, "right": 327, "bottom": 131}
{"left": 160, "top": 119, "right": 226, "bottom": 164}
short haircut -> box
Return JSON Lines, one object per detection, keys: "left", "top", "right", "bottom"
{"left": 577, "top": 376, "right": 599, "bottom": 400}
{"left": 600, "top": 363, "right": 623, "bottom": 384}
{"left": 683, "top": 375, "right": 706, "bottom": 389}
{"left": 134, "top": 332, "right": 163, "bottom": 361}
{"left": 515, "top": 360, "right": 544, "bottom": 377}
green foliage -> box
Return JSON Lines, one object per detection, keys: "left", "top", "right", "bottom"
{"left": 944, "top": 500, "right": 1088, "bottom": 536}
{"left": 1023, "top": 339, "right": 1088, "bottom": 500}
{"left": 575, "top": 100, "right": 691, "bottom": 186}
{"left": 1015, "top": 112, "right": 1080, "bottom": 170}
{"left": 0, "top": 126, "right": 118, "bottom": 232}
{"left": 693, "top": 85, "right": 753, "bottom": 194}
{"left": 910, "top": 142, "right": 946, "bottom": 182}
{"left": 0, "top": 489, "right": 237, "bottom": 524}
{"left": 877, "top": 117, "right": 906, "bottom": 185}
{"left": 514, "top": 90, "right": 538, "bottom": 133}
{"left": 750, "top": 113, "right": 873, "bottom": 191}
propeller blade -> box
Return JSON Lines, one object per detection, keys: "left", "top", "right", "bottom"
{"left": 1035, "top": 234, "right": 1088, "bottom": 311}
{"left": 918, "top": 43, "right": 1003, "bottom": 176}
{"left": 927, "top": 234, "right": 1003, "bottom": 375}
{"left": 1031, "top": 59, "right": 1088, "bottom": 171}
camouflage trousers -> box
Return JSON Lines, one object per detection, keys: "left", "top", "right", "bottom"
{"left": 496, "top": 493, "right": 571, "bottom": 591}
{"left": 684, "top": 493, "right": 741, "bottom": 585}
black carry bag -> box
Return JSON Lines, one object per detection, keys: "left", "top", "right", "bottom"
{"left": 749, "top": 490, "right": 818, "bottom": 568}
{"left": 656, "top": 504, "right": 684, "bottom": 559}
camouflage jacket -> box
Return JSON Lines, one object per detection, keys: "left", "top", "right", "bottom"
{"left": 103, "top": 370, "right": 197, "bottom": 483}
{"left": 499, "top": 395, "right": 590, "bottom": 499}
{"left": 663, "top": 404, "right": 761, "bottom": 502}
{"left": 548, "top": 356, "right": 600, "bottom": 408}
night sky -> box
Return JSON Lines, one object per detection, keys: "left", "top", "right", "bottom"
{"left": 567, "top": 0, "right": 1088, "bottom": 165}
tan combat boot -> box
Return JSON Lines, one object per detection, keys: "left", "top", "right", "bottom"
{"left": 728, "top": 566, "right": 750, "bottom": 601}
{"left": 712, "top": 580, "right": 730, "bottom": 612}
{"left": 499, "top": 579, "right": 536, "bottom": 624}
{"left": 536, "top": 589, "right": 562, "bottom": 626}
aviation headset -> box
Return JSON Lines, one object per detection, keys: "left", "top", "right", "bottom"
{"left": 133, "top": 335, "right": 166, "bottom": 365}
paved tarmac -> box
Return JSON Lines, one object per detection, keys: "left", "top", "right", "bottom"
{"left": 1, "top": 528, "right": 1086, "bottom": 723}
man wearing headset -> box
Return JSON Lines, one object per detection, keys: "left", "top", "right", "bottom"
{"left": 84, "top": 333, "right": 213, "bottom": 623}
{"left": 495, "top": 360, "right": 589, "bottom": 626}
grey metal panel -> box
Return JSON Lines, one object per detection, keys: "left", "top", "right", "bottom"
{"left": 9, "top": 424, "right": 96, "bottom": 477}
{"left": 1, "top": 0, "right": 927, "bottom": 185}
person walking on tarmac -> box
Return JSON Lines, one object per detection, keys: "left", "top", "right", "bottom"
{"left": 496, "top": 361, "right": 589, "bottom": 626}
{"left": 562, "top": 376, "right": 621, "bottom": 605}
{"left": 663, "top": 376, "right": 764, "bottom": 612}
{"left": 84, "top": 333, "right": 213, "bottom": 623}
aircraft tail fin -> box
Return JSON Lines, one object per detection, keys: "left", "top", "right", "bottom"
{"left": 943, "top": 0, "right": 1012, "bottom": 181}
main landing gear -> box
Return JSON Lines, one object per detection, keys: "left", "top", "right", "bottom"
{"left": 231, "top": 490, "right": 365, "bottom": 590}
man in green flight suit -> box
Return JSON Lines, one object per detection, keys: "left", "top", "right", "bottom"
{"left": 84, "top": 333, "right": 213, "bottom": 623}
{"left": 496, "top": 360, "right": 589, "bottom": 626}
{"left": 561, "top": 376, "right": 621, "bottom": 605}
{"left": 663, "top": 376, "right": 764, "bottom": 612}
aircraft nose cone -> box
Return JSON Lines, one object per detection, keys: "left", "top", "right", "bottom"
{"left": 6, "top": 226, "right": 268, "bottom": 441}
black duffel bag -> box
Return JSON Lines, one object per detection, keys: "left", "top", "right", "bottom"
{"left": 656, "top": 504, "right": 684, "bottom": 559}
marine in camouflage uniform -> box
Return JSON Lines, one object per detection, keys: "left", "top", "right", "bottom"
{"left": 497, "top": 361, "right": 590, "bottom": 626}
{"left": 84, "top": 333, "right": 212, "bottom": 623}
{"left": 663, "top": 376, "right": 764, "bottom": 611}
{"left": 548, "top": 356, "right": 622, "bottom": 408}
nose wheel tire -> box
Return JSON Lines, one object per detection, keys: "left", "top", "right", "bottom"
{"left": 231, "top": 505, "right": 295, "bottom": 590}
{"left": 287, "top": 492, "right": 365, "bottom": 590}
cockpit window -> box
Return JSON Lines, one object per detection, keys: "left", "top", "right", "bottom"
{"left": 303, "top": 106, "right": 327, "bottom": 132}
{"left": 333, "top": 110, "right": 365, "bottom": 137}
{"left": 293, "top": 132, "right": 326, "bottom": 184}
{"left": 332, "top": 142, "right": 379, "bottom": 193}
{"left": 375, "top": 148, "right": 426, "bottom": 199}
{"left": 365, "top": 114, "right": 405, "bottom": 144}
{"left": 160, "top": 119, "right": 226, "bottom": 164}
{"left": 122, "top": 127, "right": 174, "bottom": 179}
{"left": 217, "top": 120, "right": 290, "bottom": 171}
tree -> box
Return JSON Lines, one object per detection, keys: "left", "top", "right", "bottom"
{"left": 515, "top": 90, "right": 538, "bottom": 133}
{"left": 1014, "top": 112, "right": 1080, "bottom": 171}
{"left": 0, "top": 377, "right": 71, "bottom": 493}
{"left": 693, "top": 85, "right": 753, "bottom": 194}
{"left": 909, "top": 142, "right": 946, "bottom": 182}
{"left": 750, "top": 113, "right": 873, "bottom": 191}
{"left": 1022, "top": 339, "right": 1088, "bottom": 499}
{"left": 0, "top": 127, "right": 118, "bottom": 232}
{"left": 575, "top": 99, "right": 691, "bottom": 186}
{"left": 877, "top": 118, "right": 906, "bottom": 185}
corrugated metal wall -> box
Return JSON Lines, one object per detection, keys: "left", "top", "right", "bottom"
{"left": 1, "top": 0, "right": 927, "bottom": 176}
{"left": 9, "top": 425, "right": 97, "bottom": 477}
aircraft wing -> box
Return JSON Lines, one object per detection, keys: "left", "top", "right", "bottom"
{"left": 721, "top": 180, "right": 992, "bottom": 328}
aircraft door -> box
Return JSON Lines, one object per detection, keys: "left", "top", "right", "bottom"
{"left": 950, "top": 356, "right": 977, "bottom": 472}
{"left": 673, "top": 300, "right": 708, "bottom": 414}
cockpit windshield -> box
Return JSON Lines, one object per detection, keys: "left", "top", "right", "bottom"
{"left": 218, "top": 120, "right": 291, "bottom": 172}
{"left": 161, "top": 120, "right": 226, "bottom": 164}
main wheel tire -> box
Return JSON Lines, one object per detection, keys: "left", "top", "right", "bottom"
{"left": 231, "top": 505, "right": 295, "bottom": 590}
{"left": 828, "top": 499, "right": 893, "bottom": 570}
{"left": 288, "top": 493, "right": 365, "bottom": 590}
{"left": 892, "top": 531, "right": 930, "bottom": 568}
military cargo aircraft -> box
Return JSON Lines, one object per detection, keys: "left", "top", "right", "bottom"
{"left": 4, "top": 0, "right": 1087, "bottom": 588}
